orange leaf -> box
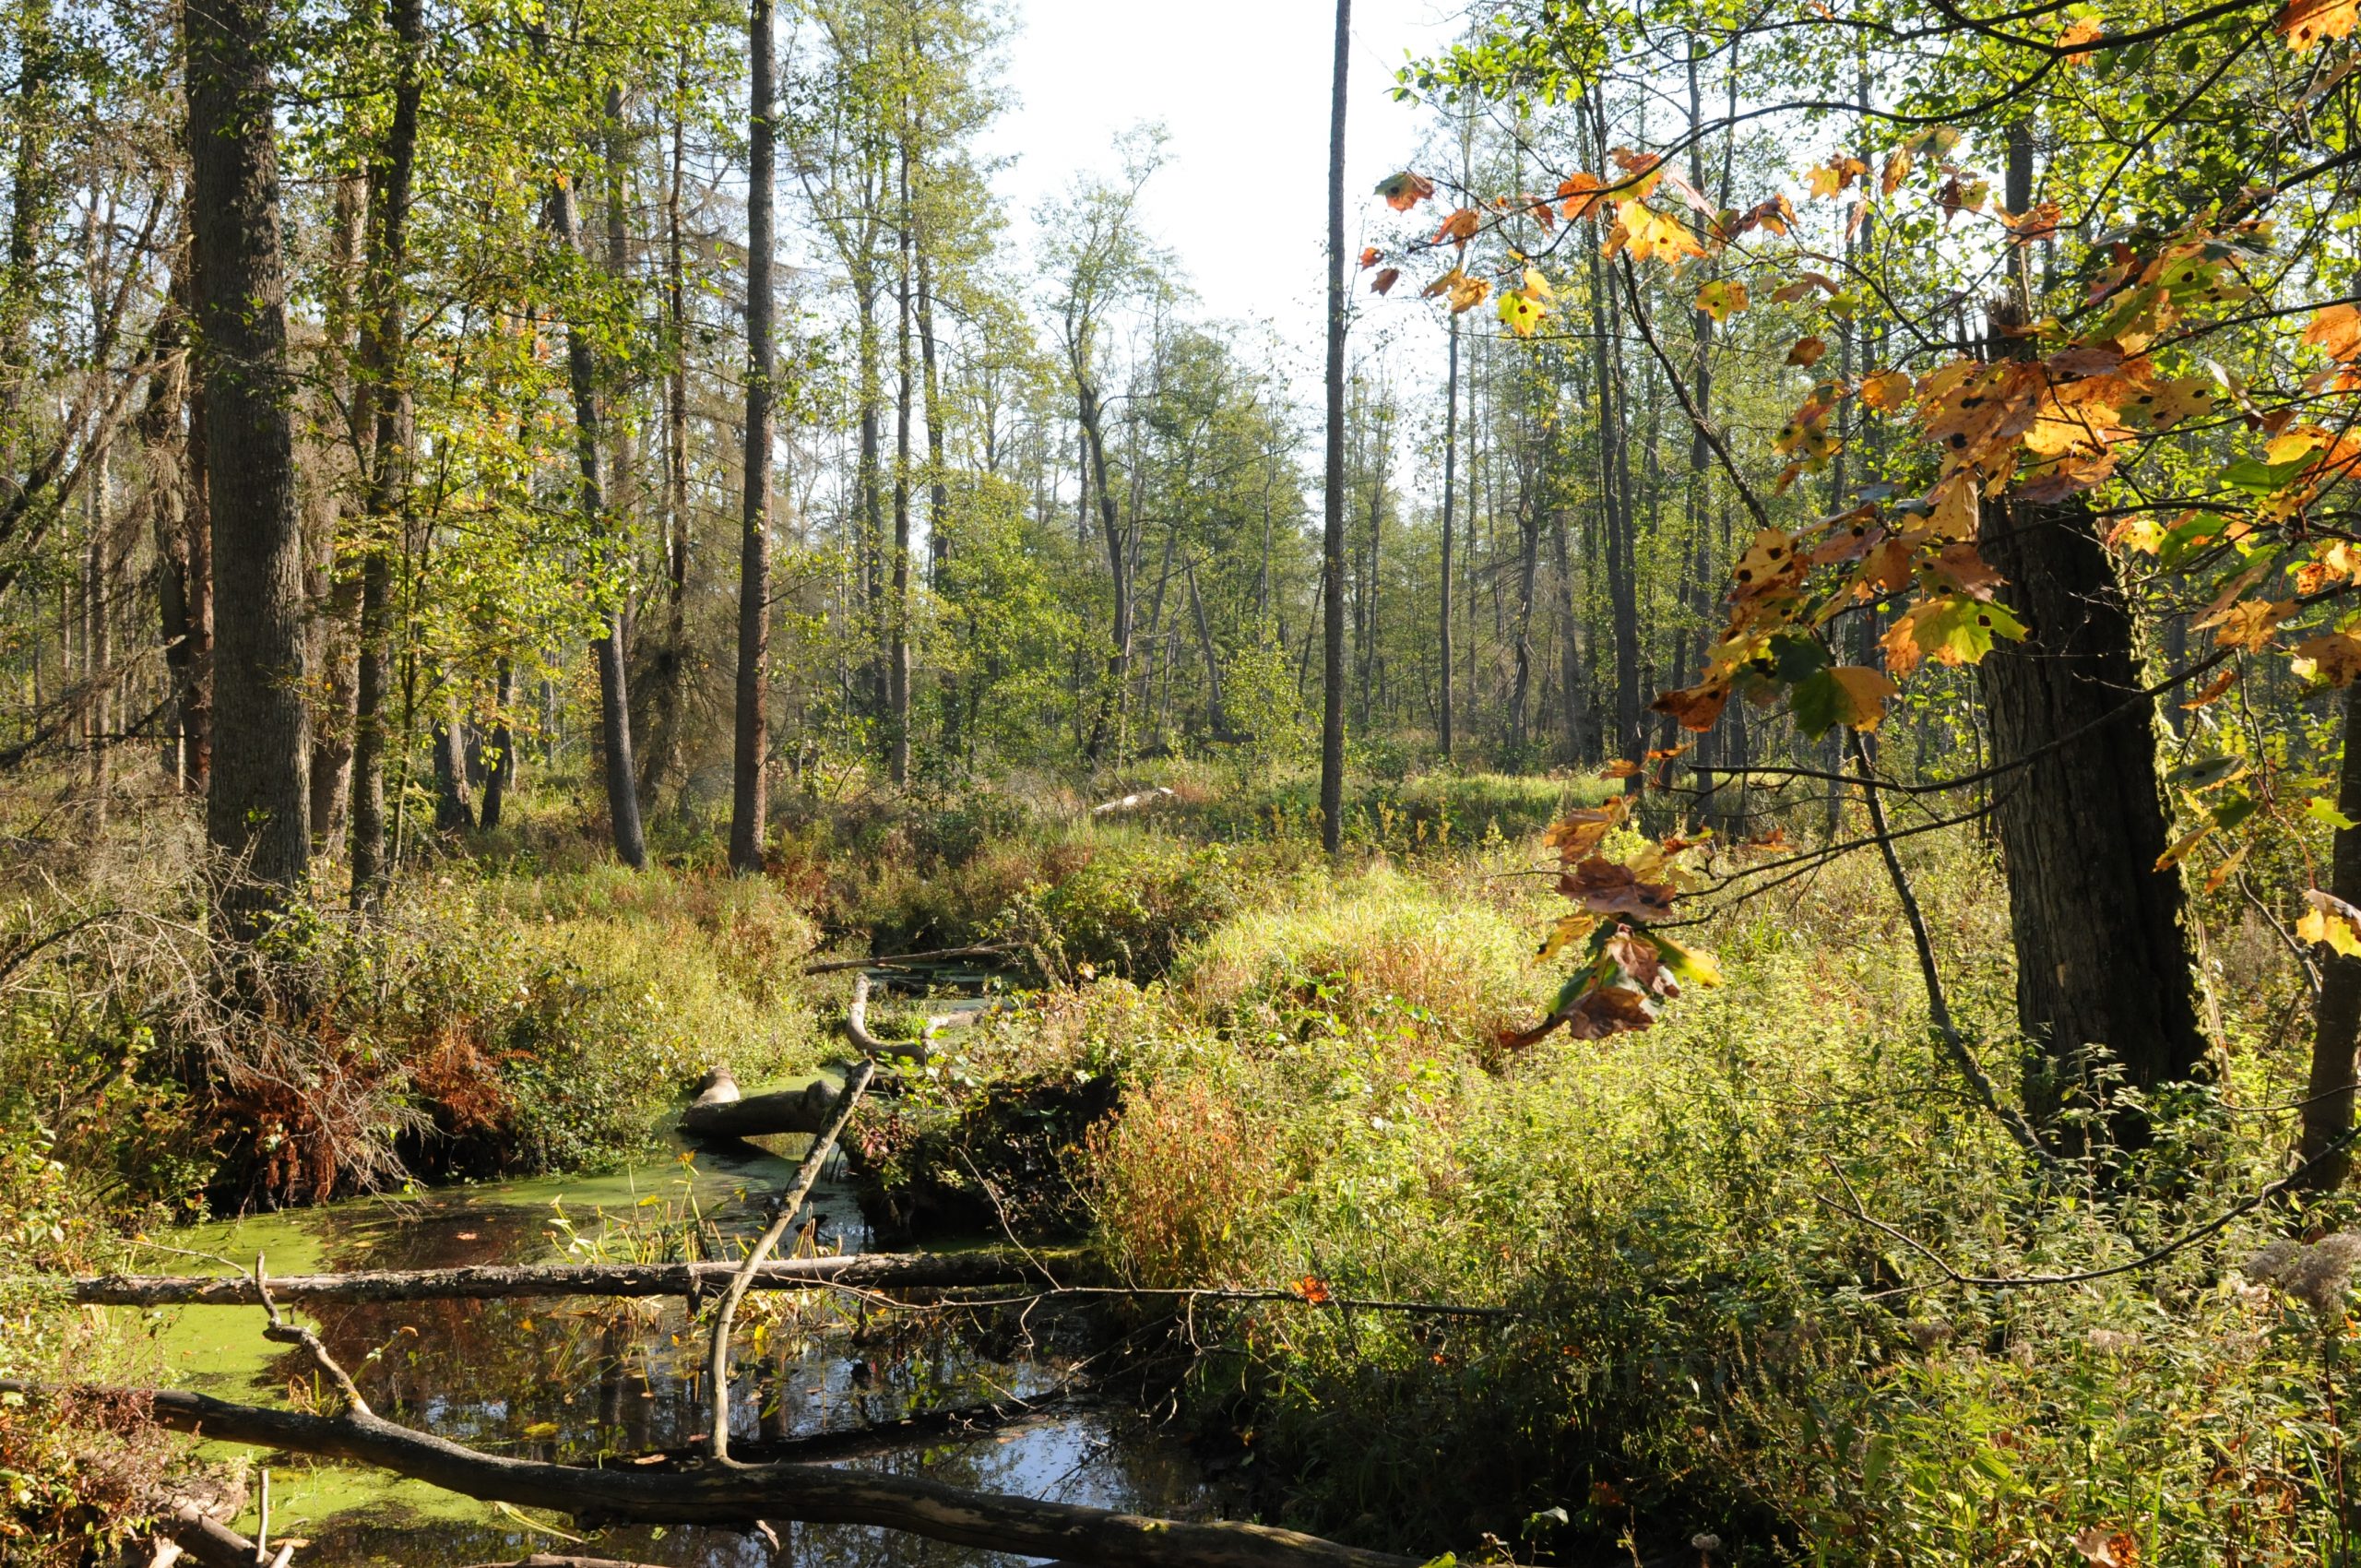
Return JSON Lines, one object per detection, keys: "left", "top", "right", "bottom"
{"left": 2295, "top": 633, "right": 2361, "bottom": 685}
{"left": 1786, "top": 337, "right": 1828, "bottom": 368}
{"left": 2058, "top": 18, "right": 2105, "bottom": 62}
{"left": 1292, "top": 1276, "right": 1333, "bottom": 1305}
{"left": 2305, "top": 302, "right": 2361, "bottom": 362}
{"left": 1358, "top": 246, "right": 1381, "bottom": 269}
{"left": 2282, "top": 0, "right": 2359, "bottom": 50}
{"left": 2180, "top": 667, "right": 2240, "bottom": 709}
{"left": 1434, "top": 208, "right": 1481, "bottom": 245}
{"left": 1558, "top": 172, "right": 1609, "bottom": 222}
{"left": 1652, "top": 682, "right": 1732, "bottom": 732}
{"left": 1375, "top": 172, "right": 1437, "bottom": 210}
{"left": 1370, "top": 268, "right": 1401, "bottom": 295}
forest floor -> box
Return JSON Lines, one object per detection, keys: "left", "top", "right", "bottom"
{"left": 2, "top": 764, "right": 2352, "bottom": 1565}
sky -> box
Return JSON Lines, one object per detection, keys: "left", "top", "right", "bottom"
{"left": 980, "top": 0, "right": 1469, "bottom": 391}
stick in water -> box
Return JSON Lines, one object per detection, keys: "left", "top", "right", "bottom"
{"left": 706, "top": 1058, "right": 875, "bottom": 1465}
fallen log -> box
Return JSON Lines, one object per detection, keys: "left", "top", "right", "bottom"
{"left": 10, "top": 1381, "right": 1418, "bottom": 1568}
{"left": 1091, "top": 786, "right": 1176, "bottom": 815}
{"left": 801, "top": 943, "right": 1011, "bottom": 976}
{"left": 61, "top": 1250, "right": 1053, "bottom": 1307}
{"left": 679, "top": 1069, "right": 843, "bottom": 1140}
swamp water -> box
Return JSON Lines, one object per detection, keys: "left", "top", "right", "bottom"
{"left": 123, "top": 1116, "right": 1221, "bottom": 1565}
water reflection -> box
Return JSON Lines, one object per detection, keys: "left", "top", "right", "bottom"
{"left": 141, "top": 1134, "right": 1223, "bottom": 1565}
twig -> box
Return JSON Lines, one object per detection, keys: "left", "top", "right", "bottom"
{"left": 254, "top": 1253, "right": 372, "bottom": 1418}
{"left": 1816, "top": 1119, "right": 2361, "bottom": 1290}
{"left": 1846, "top": 731, "right": 2056, "bottom": 1168}
{"left": 706, "top": 1060, "right": 875, "bottom": 1466}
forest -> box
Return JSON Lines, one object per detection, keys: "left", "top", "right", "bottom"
{"left": 4, "top": 0, "right": 2361, "bottom": 1562}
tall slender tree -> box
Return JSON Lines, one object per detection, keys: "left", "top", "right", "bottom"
{"left": 1319, "top": 0, "right": 1349, "bottom": 855}
{"left": 730, "top": 0, "right": 777, "bottom": 873}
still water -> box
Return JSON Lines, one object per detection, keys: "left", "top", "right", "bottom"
{"left": 127, "top": 1125, "right": 1219, "bottom": 1565}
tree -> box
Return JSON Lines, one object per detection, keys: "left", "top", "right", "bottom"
{"left": 1319, "top": 0, "right": 1348, "bottom": 855}
{"left": 731, "top": 0, "right": 777, "bottom": 873}
{"left": 186, "top": 0, "right": 309, "bottom": 906}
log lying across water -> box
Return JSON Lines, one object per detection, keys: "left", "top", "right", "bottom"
{"left": 6, "top": 1382, "right": 1418, "bottom": 1568}
{"left": 61, "top": 1249, "right": 1052, "bottom": 1308}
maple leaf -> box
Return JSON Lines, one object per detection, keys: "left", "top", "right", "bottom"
{"left": 1374, "top": 172, "right": 1437, "bottom": 210}
{"left": 2282, "top": 0, "right": 2359, "bottom": 49}
{"left": 1653, "top": 680, "right": 1732, "bottom": 732}
{"left": 1448, "top": 274, "right": 1491, "bottom": 315}
{"left": 1434, "top": 207, "right": 1481, "bottom": 245}
{"left": 1292, "top": 1276, "right": 1334, "bottom": 1304}
{"left": 2047, "top": 345, "right": 2127, "bottom": 379}
{"left": 1542, "top": 797, "right": 1629, "bottom": 861}
{"left": 2301, "top": 890, "right": 2361, "bottom": 956}
{"left": 2211, "top": 599, "right": 2294, "bottom": 652}
{"left": 1370, "top": 268, "right": 1401, "bottom": 295}
{"left": 1562, "top": 982, "right": 1660, "bottom": 1041}
{"left": 1498, "top": 286, "right": 1549, "bottom": 338}
{"left": 1422, "top": 268, "right": 1463, "bottom": 299}
{"left": 1880, "top": 148, "right": 1913, "bottom": 196}
{"left": 2295, "top": 632, "right": 2361, "bottom": 685}
{"left": 2001, "top": 200, "right": 2063, "bottom": 244}
{"left": 1858, "top": 370, "right": 1914, "bottom": 410}
{"left": 1694, "top": 279, "right": 1748, "bottom": 323}
{"left": 1558, "top": 858, "right": 1678, "bottom": 920}
{"left": 1729, "top": 529, "right": 1802, "bottom": 596}
{"left": 2071, "top": 1525, "right": 2140, "bottom": 1567}
{"left": 1791, "top": 665, "right": 1896, "bottom": 736}
{"left": 1558, "top": 172, "right": 1609, "bottom": 222}
{"left": 1786, "top": 337, "right": 1829, "bottom": 368}
{"left": 2305, "top": 302, "right": 2361, "bottom": 362}
{"left": 2058, "top": 18, "right": 2105, "bottom": 62}
{"left": 2118, "top": 375, "right": 2224, "bottom": 431}
{"left": 1358, "top": 246, "right": 1381, "bottom": 269}
{"left": 1536, "top": 911, "right": 1602, "bottom": 961}
{"left": 2179, "top": 667, "right": 2240, "bottom": 709}
{"left": 1929, "top": 541, "right": 2004, "bottom": 600}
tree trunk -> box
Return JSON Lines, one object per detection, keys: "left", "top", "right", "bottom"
{"left": 309, "top": 171, "right": 366, "bottom": 849}
{"left": 1075, "top": 381, "right": 1131, "bottom": 762}
{"left": 1438, "top": 315, "right": 1456, "bottom": 762}
{"left": 730, "top": 0, "right": 775, "bottom": 874}
{"left": 540, "top": 91, "right": 647, "bottom": 870}
{"left": 480, "top": 657, "right": 514, "bottom": 831}
{"left": 347, "top": 0, "right": 422, "bottom": 905}
{"left": 917, "top": 247, "right": 947, "bottom": 581}
{"left": 1979, "top": 483, "right": 2206, "bottom": 1134}
{"left": 887, "top": 142, "right": 913, "bottom": 785}
{"left": 1319, "top": 0, "right": 1349, "bottom": 855}
{"left": 431, "top": 684, "right": 475, "bottom": 833}
{"left": 2299, "top": 679, "right": 2361, "bottom": 1190}
{"left": 638, "top": 80, "right": 693, "bottom": 811}
{"left": 187, "top": 0, "right": 310, "bottom": 908}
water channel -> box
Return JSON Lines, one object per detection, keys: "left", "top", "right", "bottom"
{"left": 128, "top": 1101, "right": 1223, "bottom": 1565}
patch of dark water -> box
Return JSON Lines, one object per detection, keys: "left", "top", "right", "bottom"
{"left": 129, "top": 1125, "right": 1224, "bottom": 1565}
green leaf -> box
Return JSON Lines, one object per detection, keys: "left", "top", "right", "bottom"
{"left": 2168, "top": 755, "right": 2243, "bottom": 790}
{"left": 1767, "top": 631, "right": 1831, "bottom": 682}
{"left": 2211, "top": 790, "right": 2257, "bottom": 831}
{"left": 1915, "top": 595, "right": 2026, "bottom": 665}
{"left": 2220, "top": 455, "right": 2319, "bottom": 497}
{"left": 2308, "top": 796, "right": 2358, "bottom": 831}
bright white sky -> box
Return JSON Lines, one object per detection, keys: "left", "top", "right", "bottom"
{"left": 983, "top": 0, "right": 1468, "bottom": 389}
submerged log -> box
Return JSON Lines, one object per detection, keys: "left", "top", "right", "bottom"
{"left": 12, "top": 1381, "right": 1419, "bottom": 1568}
{"left": 63, "top": 1249, "right": 1052, "bottom": 1307}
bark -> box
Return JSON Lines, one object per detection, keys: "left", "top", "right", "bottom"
{"left": 1075, "top": 380, "right": 1131, "bottom": 762}
{"left": 31, "top": 1381, "right": 1418, "bottom": 1568}
{"left": 917, "top": 247, "right": 947, "bottom": 578}
{"left": 479, "top": 657, "right": 514, "bottom": 830}
{"left": 1319, "top": 0, "right": 1349, "bottom": 855}
{"left": 2299, "top": 677, "right": 2361, "bottom": 1189}
{"left": 1438, "top": 315, "right": 1456, "bottom": 761}
{"left": 64, "top": 1249, "right": 1048, "bottom": 1308}
{"left": 348, "top": 0, "right": 423, "bottom": 904}
{"left": 430, "top": 686, "right": 474, "bottom": 833}
{"left": 544, "top": 141, "right": 647, "bottom": 870}
{"left": 887, "top": 143, "right": 913, "bottom": 785}
{"left": 137, "top": 257, "right": 205, "bottom": 790}
{"left": 1186, "top": 559, "right": 1229, "bottom": 739}
{"left": 637, "top": 81, "right": 693, "bottom": 810}
{"left": 187, "top": 0, "right": 310, "bottom": 905}
{"left": 731, "top": 0, "right": 776, "bottom": 874}
{"left": 309, "top": 172, "right": 367, "bottom": 848}
{"left": 1978, "top": 366, "right": 2205, "bottom": 1134}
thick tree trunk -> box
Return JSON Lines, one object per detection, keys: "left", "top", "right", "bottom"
{"left": 1979, "top": 481, "right": 2205, "bottom": 1134}
{"left": 730, "top": 0, "right": 775, "bottom": 874}
{"left": 187, "top": 0, "right": 309, "bottom": 907}
{"left": 1319, "top": 0, "right": 1349, "bottom": 855}
{"left": 347, "top": 0, "right": 422, "bottom": 905}
{"left": 2299, "top": 678, "right": 2361, "bottom": 1189}
{"left": 480, "top": 657, "right": 515, "bottom": 830}
{"left": 430, "top": 684, "right": 475, "bottom": 833}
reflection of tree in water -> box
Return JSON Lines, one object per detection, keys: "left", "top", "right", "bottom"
{"left": 238, "top": 1183, "right": 1224, "bottom": 1565}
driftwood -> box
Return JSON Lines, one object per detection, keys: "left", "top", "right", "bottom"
{"left": 63, "top": 1249, "right": 1052, "bottom": 1307}
{"left": 157, "top": 1499, "right": 270, "bottom": 1568}
{"left": 708, "top": 1061, "right": 872, "bottom": 1463}
{"left": 8, "top": 1381, "right": 1419, "bottom": 1568}
{"left": 1091, "top": 786, "right": 1177, "bottom": 815}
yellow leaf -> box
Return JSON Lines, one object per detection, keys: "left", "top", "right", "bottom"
{"left": 2304, "top": 890, "right": 2361, "bottom": 956}
{"left": 1829, "top": 665, "right": 1897, "bottom": 731}
{"left": 2282, "top": 0, "right": 2359, "bottom": 50}
{"left": 2305, "top": 301, "right": 2361, "bottom": 362}
{"left": 2155, "top": 824, "right": 2213, "bottom": 871}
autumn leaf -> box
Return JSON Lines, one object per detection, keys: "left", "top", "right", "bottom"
{"left": 2058, "top": 18, "right": 2105, "bottom": 62}
{"left": 1434, "top": 207, "right": 1481, "bottom": 245}
{"left": 2211, "top": 599, "right": 2293, "bottom": 652}
{"left": 1448, "top": 274, "right": 1491, "bottom": 315}
{"left": 1857, "top": 369, "right": 1914, "bottom": 410}
{"left": 2294, "top": 632, "right": 2361, "bottom": 684}
{"left": 2179, "top": 667, "right": 2240, "bottom": 709}
{"left": 1422, "top": 268, "right": 1463, "bottom": 299}
{"left": 2071, "top": 1525, "right": 2140, "bottom": 1568}
{"left": 1558, "top": 858, "right": 1678, "bottom": 920}
{"left": 1562, "top": 982, "right": 1660, "bottom": 1041}
{"left": 2305, "top": 302, "right": 2361, "bottom": 362}
{"left": 1498, "top": 286, "right": 1549, "bottom": 338}
{"left": 1644, "top": 932, "right": 1722, "bottom": 988}
{"left": 2118, "top": 375, "right": 2223, "bottom": 431}
{"left": 1371, "top": 268, "right": 1401, "bottom": 295}
{"left": 2282, "top": 0, "right": 2359, "bottom": 49}
{"left": 1374, "top": 172, "right": 1437, "bottom": 210}
{"left": 1786, "top": 337, "right": 1829, "bottom": 368}
{"left": 1880, "top": 148, "right": 1912, "bottom": 196}
{"left": 1694, "top": 279, "right": 1749, "bottom": 323}
{"left": 1536, "top": 911, "right": 1602, "bottom": 961}
{"left": 2155, "top": 824, "right": 2213, "bottom": 872}
{"left": 2302, "top": 890, "right": 2361, "bottom": 957}
{"left": 1358, "top": 246, "right": 1381, "bottom": 269}
{"left": 1652, "top": 680, "right": 1732, "bottom": 732}
{"left": 1292, "top": 1276, "right": 1334, "bottom": 1304}
{"left": 1790, "top": 665, "right": 1896, "bottom": 735}
{"left": 1542, "top": 797, "right": 1629, "bottom": 861}
{"left": 1558, "top": 172, "right": 1609, "bottom": 222}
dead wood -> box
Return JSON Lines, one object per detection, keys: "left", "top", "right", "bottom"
{"left": 10, "top": 1381, "right": 1418, "bottom": 1568}
{"left": 61, "top": 1249, "right": 1052, "bottom": 1306}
